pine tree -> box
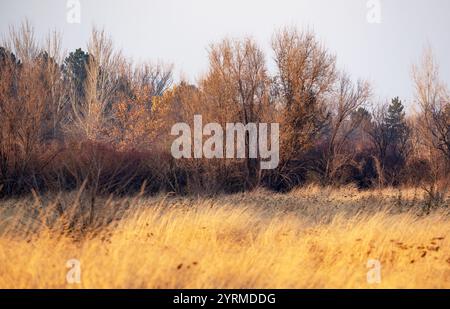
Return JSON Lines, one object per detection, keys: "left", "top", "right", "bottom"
{"left": 385, "top": 97, "right": 408, "bottom": 144}
{"left": 383, "top": 97, "right": 410, "bottom": 183}
{"left": 63, "top": 48, "right": 89, "bottom": 99}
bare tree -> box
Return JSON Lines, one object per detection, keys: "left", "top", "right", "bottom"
{"left": 271, "top": 27, "right": 336, "bottom": 187}
{"left": 202, "top": 37, "right": 269, "bottom": 188}
{"left": 0, "top": 24, "right": 57, "bottom": 194}
{"left": 134, "top": 61, "right": 173, "bottom": 99}
{"left": 70, "top": 28, "right": 125, "bottom": 141}
{"left": 322, "top": 74, "right": 371, "bottom": 184}
{"left": 412, "top": 47, "right": 450, "bottom": 162}
{"left": 41, "top": 31, "right": 69, "bottom": 138}
{"left": 412, "top": 47, "right": 449, "bottom": 203}
{"left": 4, "top": 19, "right": 38, "bottom": 64}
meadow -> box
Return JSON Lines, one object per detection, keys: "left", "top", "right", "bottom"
{"left": 0, "top": 186, "right": 448, "bottom": 289}
{"left": 0, "top": 9, "right": 449, "bottom": 293}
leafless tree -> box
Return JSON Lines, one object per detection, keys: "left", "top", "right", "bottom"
{"left": 70, "top": 28, "right": 125, "bottom": 141}
{"left": 412, "top": 47, "right": 450, "bottom": 162}
{"left": 412, "top": 47, "right": 449, "bottom": 202}
{"left": 203, "top": 37, "right": 269, "bottom": 187}
{"left": 3, "top": 19, "right": 38, "bottom": 64}
{"left": 134, "top": 61, "right": 173, "bottom": 99}
{"left": 323, "top": 74, "right": 371, "bottom": 184}
{"left": 271, "top": 27, "right": 337, "bottom": 187}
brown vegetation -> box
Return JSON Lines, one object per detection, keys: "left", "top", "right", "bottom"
{"left": 0, "top": 21, "right": 448, "bottom": 199}
{"left": 0, "top": 21, "right": 449, "bottom": 289}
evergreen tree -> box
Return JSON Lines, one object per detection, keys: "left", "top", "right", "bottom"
{"left": 351, "top": 107, "right": 371, "bottom": 125}
{"left": 385, "top": 97, "right": 409, "bottom": 144}
{"left": 63, "top": 48, "right": 89, "bottom": 99}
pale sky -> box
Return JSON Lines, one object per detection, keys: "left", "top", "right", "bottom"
{"left": 1, "top": 0, "right": 449, "bottom": 105}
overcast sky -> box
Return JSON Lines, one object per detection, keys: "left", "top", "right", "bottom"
{"left": 1, "top": 0, "right": 449, "bottom": 105}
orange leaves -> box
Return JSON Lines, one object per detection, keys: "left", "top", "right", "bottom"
{"left": 110, "top": 86, "right": 160, "bottom": 150}
{"left": 151, "top": 85, "right": 176, "bottom": 114}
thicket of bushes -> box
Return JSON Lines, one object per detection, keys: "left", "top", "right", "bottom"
{"left": 0, "top": 22, "right": 448, "bottom": 197}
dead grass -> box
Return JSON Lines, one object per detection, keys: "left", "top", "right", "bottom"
{"left": 0, "top": 187, "right": 449, "bottom": 288}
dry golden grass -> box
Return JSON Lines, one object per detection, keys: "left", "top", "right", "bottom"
{"left": 0, "top": 186, "right": 449, "bottom": 288}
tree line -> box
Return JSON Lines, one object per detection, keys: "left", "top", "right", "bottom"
{"left": 0, "top": 21, "right": 448, "bottom": 197}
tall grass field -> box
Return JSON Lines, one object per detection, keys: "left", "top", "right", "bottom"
{"left": 1, "top": 186, "right": 448, "bottom": 288}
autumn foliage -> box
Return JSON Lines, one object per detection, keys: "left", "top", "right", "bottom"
{"left": 0, "top": 22, "right": 448, "bottom": 198}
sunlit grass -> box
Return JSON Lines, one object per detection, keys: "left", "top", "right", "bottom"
{"left": 0, "top": 187, "right": 449, "bottom": 288}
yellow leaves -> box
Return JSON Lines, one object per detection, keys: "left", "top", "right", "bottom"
{"left": 108, "top": 83, "right": 206, "bottom": 151}
{"left": 151, "top": 85, "right": 177, "bottom": 114}
{"left": 151, "top": 96, "right": 162, "bottom": 113}
{"left": 116, "top": 101, "right": 128, "bottom": 114}
{"left": 111, "top": 95, "right": 154, "bottom": 150}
